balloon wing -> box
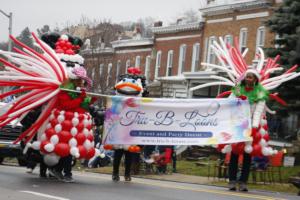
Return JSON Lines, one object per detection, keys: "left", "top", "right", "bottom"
{"left": 0, "top": 32, "right": 68, "bottom": 143}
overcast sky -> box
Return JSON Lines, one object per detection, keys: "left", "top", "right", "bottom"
{"left": 0, "top": 0, "right": 204, "bottom": 42}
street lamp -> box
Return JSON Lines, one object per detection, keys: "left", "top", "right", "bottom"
{"left": 0, "top": 9, "right": 13, "bottom": 52}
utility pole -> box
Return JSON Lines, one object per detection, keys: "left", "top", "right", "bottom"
{"left": 0, "top": 10, "right": 13, "bottom": 52}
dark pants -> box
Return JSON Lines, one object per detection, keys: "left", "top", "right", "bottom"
{"left": 229, "top": 152, "right": 251, "bottom": 183}
{"left": 55, "top": 155, "right": 73, "bottom": 177}
{"left": 113, "top": 149, "right": 132, "bottom": 177}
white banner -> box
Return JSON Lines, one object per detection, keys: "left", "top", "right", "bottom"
{"left": 103, "top": 97, "right": 252, "bottom": 145}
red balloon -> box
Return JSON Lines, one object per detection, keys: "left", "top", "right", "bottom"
{"left": 54, "top": 110, "right": 60, "bottom": 117}
{"left": 86, "top": 134, "right": 94, "bottom": 142}
{"left": 61, "top": 120, "right": 72, "bottom": 131}
{"left": 45, "top": 128, "right": 56, "bottom": 139}
{"left": 77, "top": 123, "right": 84, "bottom": 132}
{"left": 54, "top": 143, "right": 70, "bottom": 157}
{"left": 75, "top": 133, "right": 86, "bottom": 145}
{"left": 263, "top": 134, "right": 270, "bottom": 141}
{"left": 86, "top": 148, "right": 96, "bottom": 159}
{"left": 65, "top": 112, "right": 74, "bottom": 120}
{"left": 236, "top": 142, "right": 245, "bottom": 155}
{"left": 78, "top": 145, "right": 87, "bottom": 159}
{"left": 251, "top": 144, "right": 262, "bottom": 157}
{"left": 65, "top": 49, "right": 74, "bottom": 55}
{"left": 86, "top": 123, "right": 92, "bottom": 130}
{"left": 253, "top": 133, "right": 262, "bottom": 144}
{"left": 78, "top": 114, "right": 84, "bottom": 121}
{"left": 103, "top": 144, "right": 113, "bottom": 150}
{"left": 217, "top": 144, "right": 226, "bottom": 152}
{"left": 40, "top": 140, "right": 50, "bottom": 153}
{"left": 58, "top": 131, "right": 72, "bottom": 143}
{"left": 128, "top": 146, "right": 135, "bottom": 152}
{"left": 50, "top": 119, "right": 58, "bottom": 127}
{"left": 55, "top": 48, "right": 64, "bottom": 54}
{"left": 251, "top": 127, "right": 258, "bottom": 137}
{"left": 263, "top": 124, "right": 268, "bottom": 130}
{"left": 133, "top": 146, "right": 141, "bottom": 153}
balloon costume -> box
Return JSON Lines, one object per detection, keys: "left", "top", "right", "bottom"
{"left": 197, "top": 37, "right": 300, "bottom": 157}
{"left": 0, "top": 33, "right": 97, "bottom": 166}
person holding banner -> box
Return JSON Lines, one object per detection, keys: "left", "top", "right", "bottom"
{"left": 194, "top": 37, "right": 300, "bottom": 191}
{"left": 228, "top": 69, "right": 269, "bottom": 192}
{"left": 110, "top": 67, "right": 147, "bottom": 182}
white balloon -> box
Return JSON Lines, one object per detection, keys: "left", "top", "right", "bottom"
{"left": 70, "top": 147, "right": 79, "bottom": 157}
{"left": 75, "top": 153, "right": 80, "bottom": 158}
{"left": 244, "top": 145, "right": 253, "bottom": 154}
{"left": 70, "top": 127, "right": 78, "bottom": 136}
{"left": 40, "top": 134, "right": 47, "bottom": 141}
{"left": 83, "top": 119, "right": 89, "bottom": 127}
{"left": 50, "top": 135, "right": 59, "bottom": 145}
{"left": 49, "top": 114, "right": 55, "bottom": 120}
{"left": 74, "top": 112, "right": 79, "bottom": 117}
{"left": 84, "top": 140, "right": 92, "bottom": 150}
{"left": 100, "top": 153, "right": 105, "bottom": 158}
{"left": 123, "top": 145, "right": 130, "bottom": 151}
{"left": 259, "top": 139, "right": 267, "bottom": 147}
{"left": 54, "top": 124, "right": 62, "bottom": 133}
{"left": 46, "top": 123, "right": 52, "bottom": 129}
{"left": 83, "top": 128, "right": 89, "bottom": 137}
{"left": 32, "top": 141, "right": 41, "bottom": 150}
{"left": 60, "top": 110, "right": 65, "bottom": 115}
{"left": 43, "top": 154, "right": 60, "bottom": 166}
{"left": 57, "top": 115, "right": 65, "bottom": 123}
{"left": 259, "top": 128, "right": 266, "bottom": 135}
{"left": 69, "top": 138, "right": 77, "bottom": 147}
{"left": 262, "top": 147, "right": 270, "bottom": 156}
{"left": 44, "top": 143, "right": 54, "bottom": 152}
{"left": 72, "top": 117, "right": 79, "bottom": 126}
{"left": 260, "top": 119, "right": 267, "bottom": 126}
{"left": 221, "top": 148, "right": 227, "bottom": 154}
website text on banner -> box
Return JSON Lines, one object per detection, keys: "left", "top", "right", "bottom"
{"left": 103, "top": 97, "right": 252, "bottom": 145}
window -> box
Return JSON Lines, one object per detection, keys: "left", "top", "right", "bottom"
{"left": 145, "top": 56, "right": 151, "bottom": 82}
{"left": 126, "top": 60, "right": 130, "bottom": 73}
{"left": 154, "top": 51, "right": 161, "bottom": 79}
{"left": 207, "top": 36, "right": 216, "bottom": 64}
{"left": 224, "top": 35, "right": 233, "bottom": 46}
{"left": 239, "top": 28, "right": 248, "bottom": 53}
{"left": 91, "top": 68, "right": 95, "bottom": 80}
{"left": 166, "top": 50, "right": 174, "bottom": 76}
{"left": 106, "top": 63, "right": 112, "bottom": 87}
{"left": 191, "top": 43, "right": 200, "bottom": 72}
{"left": 256, "top": 26, "right": 265, "bottom": 51}
{"left": 116, "top": 60, "right": 121, "bottom": 83}
{"left": 99, "top": 64, "right": 104, "bottom": 77}
{"left": 178, "top": 44, "right": 186, "bottom": 75}
{"left": 135, "top": 56, "right": 141, "bottom": 67}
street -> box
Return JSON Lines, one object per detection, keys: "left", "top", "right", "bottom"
{"left": 0, "top": 165, "right": 297, "bottom": 200}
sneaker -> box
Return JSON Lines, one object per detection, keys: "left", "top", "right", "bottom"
{"left": 63, "top": 176, "right": 75, "bottom": 183}
{"left": 239, "top": 183, "right": 248, "bottom": 192}
{"left": 48, "top": 169, "right": 64, "bottom": 180}
{"left": 26, "top": 168, "right": 33, "bottom": 174}
{"left": 112, "top": 174, "right": 120, "bottom": 182}
{"left": 228, "top": 181, "right": 237, "bottom": 191}
{"left": 124, "top": 176, "right": 132, "bottom": 182}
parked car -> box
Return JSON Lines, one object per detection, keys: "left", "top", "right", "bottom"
{"left": 0, "top": 102, "right": 26, "bottom": 166}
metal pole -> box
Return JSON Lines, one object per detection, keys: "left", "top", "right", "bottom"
{"left": 0, "top": 10, "right": 13, "bottom": 52}
{"left": 8, "top": 12, "right": 12, "bottom": 52}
